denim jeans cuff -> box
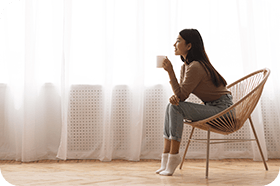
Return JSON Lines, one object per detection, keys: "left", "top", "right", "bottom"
{"left": 163, "top": 135, "right": 181, "bottom": 142}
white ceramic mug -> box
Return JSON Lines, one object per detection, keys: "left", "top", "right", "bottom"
{"left": 156, "top": 55, "right": 166, "bottom": 68}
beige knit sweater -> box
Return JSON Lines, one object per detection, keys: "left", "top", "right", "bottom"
{"left": 169, "top": 61, "right": 231, "bottom": 102}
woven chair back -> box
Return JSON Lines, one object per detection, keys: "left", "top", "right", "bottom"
{"left": 186, "top": 69, "right": 270, "bottom": 135}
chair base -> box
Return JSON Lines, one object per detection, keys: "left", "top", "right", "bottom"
{"left": 180, "top": 118, "right": 269, "bottom": 178}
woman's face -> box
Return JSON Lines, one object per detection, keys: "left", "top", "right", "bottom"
{"left": 173, "top": 35, "right": 191, "bottom": 58}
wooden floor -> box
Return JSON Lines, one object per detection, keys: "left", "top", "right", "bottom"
{"left": 0, "top": 159, "right": 279, "bottom": 186}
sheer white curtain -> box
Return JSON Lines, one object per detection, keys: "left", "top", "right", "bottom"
{"left": 0, "top": 0, "right": 64, "bottom": 162}
{"left": 0, "top": 0, "right": 279, "bottom": 162}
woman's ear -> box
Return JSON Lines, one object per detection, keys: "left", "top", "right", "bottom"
{"left": 187, "top": 43, "right": 192, "bottom": 51}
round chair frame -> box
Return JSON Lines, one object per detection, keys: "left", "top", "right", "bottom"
{"left": 179, "top": 68, "right": 270, "bottom": 178}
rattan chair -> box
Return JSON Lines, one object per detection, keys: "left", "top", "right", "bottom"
{"left": 179, "top": 68, "right": 270, "bottom": 178}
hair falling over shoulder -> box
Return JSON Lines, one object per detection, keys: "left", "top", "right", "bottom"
{"left": 179, "top": 29, "right": 227, "bottom": 87}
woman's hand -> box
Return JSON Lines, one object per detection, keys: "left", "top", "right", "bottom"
{"left": 162, "top": 57, "right": 176, "bottom": 80}
{"left": 162, "top": 57, "right": 173, "bottom": 73}
{"left": 169, "top": 95, "right": 180, "bottom": 106}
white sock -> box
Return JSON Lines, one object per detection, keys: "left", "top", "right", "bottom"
{"left": 155, "top": 153, "right": 169, "bottom": 174}
{"left": 159, "top": 153, "right": 181, "bottom": 176}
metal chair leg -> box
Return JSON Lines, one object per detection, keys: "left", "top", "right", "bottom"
{"left": 206, "top": 129, "right": 210, "bottom": 179}
{"left": 248, "top": 116, "right": 269, "bottom": 171}
{"left": 180, "top": 127, "right": 195, "bottom": 169}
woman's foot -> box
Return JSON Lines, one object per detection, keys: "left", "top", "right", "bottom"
{"left": 159, "top": 153, "right": 181, "bottom": 176}
{"left": 155, "top": 153, "right": 169, "bottom": 174}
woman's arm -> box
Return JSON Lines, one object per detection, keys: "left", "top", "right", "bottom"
{"left": 162, "top": 57, "right": 184, "bottom": 101}
{"left": 163, "top": 59, "right": 205, "bottom": 102}
{"left": 162, "top": 57, "right": 176, "bottom": 80}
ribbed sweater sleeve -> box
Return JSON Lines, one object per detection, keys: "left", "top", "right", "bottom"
{"left": 169, "top": 61, "right": 206, "bottom": 102}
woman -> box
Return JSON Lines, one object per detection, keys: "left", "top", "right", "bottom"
{"left": 156, "top": 29, "right": 233, "bottom": 176}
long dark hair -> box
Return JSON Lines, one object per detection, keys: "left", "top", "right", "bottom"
{"left": 179, "top": 29, "right": 227, "bottom": 87}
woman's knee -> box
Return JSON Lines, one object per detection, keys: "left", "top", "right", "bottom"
{"left": 169, "top": 103, "right": 180, "bottom": 113}
{"left": 165, "top": 103, "right": 173, "bottom": 113}
{"left": 166, "top": 102, "right": 172, "bottom": 108}
{"left": 166, "top": 103, "right": 184, "bottom": 117}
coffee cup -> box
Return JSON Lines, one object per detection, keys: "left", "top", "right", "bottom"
{"left": 157, "top": 55, "right": 166, "bottom": 68}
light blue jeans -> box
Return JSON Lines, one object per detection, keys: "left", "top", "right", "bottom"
{"left": 163, "top": 94, "right": 233, "bottom": 142}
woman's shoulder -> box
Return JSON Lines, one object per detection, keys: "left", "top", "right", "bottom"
{"left": 182, "top": 61, "right": 201, "bottom": 67}
{"left": 184, "top": 61, "right": 207, "bottom": 78}
{"left": 189, "top": 61, "right": 203, "bottom": 67}
{"left": 187, "top": 61, "right": 205, "bottom": 71}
